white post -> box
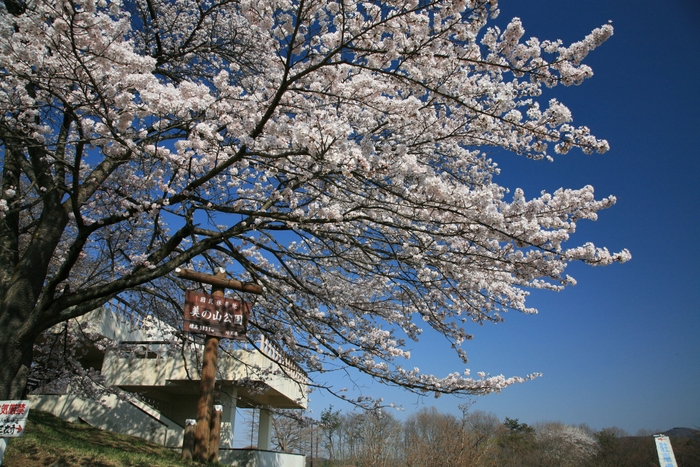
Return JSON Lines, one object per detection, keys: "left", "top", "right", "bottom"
{"left": 257, "top": 408, "right": 272, "bottom": 450}
{"left": 0, "top": 438, "right": 6, "bottom": 466}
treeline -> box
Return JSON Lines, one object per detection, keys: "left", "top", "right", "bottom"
{"left": 264, "top": 406, "right": 699, "bottom": 467}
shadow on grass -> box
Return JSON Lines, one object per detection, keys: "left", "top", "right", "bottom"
{"left": 4, "top": 410, "right": 206, "bottom": 467}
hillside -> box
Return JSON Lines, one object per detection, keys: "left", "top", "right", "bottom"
{"left": 2, "top": 410, "right": 218, "bottom": 467}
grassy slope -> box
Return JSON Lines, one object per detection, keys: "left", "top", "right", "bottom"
{"left": 3, "top": 410, "right": 222, "bottom": 467}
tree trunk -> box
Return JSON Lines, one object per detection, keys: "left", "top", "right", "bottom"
{"left": 0, "top": 217, "right": 69, "bottom": 399}
{"left": 0, "top": 271, "right": 61, "bottom": 399}
{"left": 0, "top": 317, "right": 36, "bottom": 399}
{"left": 0, "top": 152, "right": 70, "bottom": 398}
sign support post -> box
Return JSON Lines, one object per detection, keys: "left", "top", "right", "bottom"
{"left": 192, "top": 269, "right": 224, "bottom": 462}
{"left": 176, "top": 268, "right": 262, "bottom": 463}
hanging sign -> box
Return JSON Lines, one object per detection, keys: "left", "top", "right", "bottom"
{"left": 183, "top": 290, "right": 250, "bottom": 340}
{"left": 0, "top": 400, "right": 30, "bottom": 438}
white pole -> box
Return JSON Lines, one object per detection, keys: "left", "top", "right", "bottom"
{"left": 0, "top": 438, "right": 7, "bottom": 466}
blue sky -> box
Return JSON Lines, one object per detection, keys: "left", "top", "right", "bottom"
{"left": 305, "top": 0, "right": 700, "bottom": 434}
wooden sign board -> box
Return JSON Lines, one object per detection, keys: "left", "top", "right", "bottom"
{"left": 184, "top": 290, "right": 250, "bottom": 340}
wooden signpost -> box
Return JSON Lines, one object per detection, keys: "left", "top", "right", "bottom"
{"left": 176, "top": 268, "right": 262, "bottom": 464}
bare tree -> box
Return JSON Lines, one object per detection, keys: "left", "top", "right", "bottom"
{"left": 339, "top": 410, "right": 402, "bottom": 467}
{"left": 403, "top": 406, "right": 501, "bottom": 467}
{"left": 271, "top": 409, "right": 311, "bottom": 454}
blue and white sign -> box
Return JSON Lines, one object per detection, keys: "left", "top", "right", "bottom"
{"left": 654, "top": 435, "right": 679, "bottom": 467}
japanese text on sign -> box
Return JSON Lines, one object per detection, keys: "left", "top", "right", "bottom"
{"left": 183, "top": 290, "right": 250, "bottom": 340}
{"left": 654, "top": 435, "right": 679, "bottom": 467}
{"left": 0, "top": 400, "right": 30, "bottom": 438}
{"left": 0, "top": 422, "right": 25, "bottom": 437}
{"left": 0, "top": 403, "right": 26, "bottom": 416}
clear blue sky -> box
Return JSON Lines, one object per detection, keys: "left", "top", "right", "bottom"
{"left": 307, "top": 0, "right": 700, "bottom": 434}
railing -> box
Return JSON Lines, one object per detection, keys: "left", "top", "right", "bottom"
{"left": 111, "top": 334, "right": 308, "bottom": 393}
{"left": 98, "top": 302, "right": 308, "bottom": 388}
{"left": 257, "top": 335, "right": 308, "bottom": 385}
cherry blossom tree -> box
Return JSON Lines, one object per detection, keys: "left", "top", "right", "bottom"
{"left": 0, "top": 0, "right": 630, "bottom": 400}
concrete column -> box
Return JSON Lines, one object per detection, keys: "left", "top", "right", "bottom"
{"left": 220, "top": 388, "right": 238, "bottom": 448}
{"left": 257, "top": 408, "right": 272, "bottom": 450}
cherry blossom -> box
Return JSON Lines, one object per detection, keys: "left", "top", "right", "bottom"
{"left": 0, "top": 0, "right": 629, "bottom": 403}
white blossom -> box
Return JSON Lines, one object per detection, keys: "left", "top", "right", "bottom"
{"left": 0, "top": 0, "right": 628, "bottom": 402}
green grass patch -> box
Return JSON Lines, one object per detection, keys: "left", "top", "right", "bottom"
{"left": 3, "top": 410, "right": 225, "bottom": 467}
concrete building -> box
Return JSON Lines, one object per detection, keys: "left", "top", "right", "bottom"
{"left": 30, "top": 306, "right": 307, "bottom": 467}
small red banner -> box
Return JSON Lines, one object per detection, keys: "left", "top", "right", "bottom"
{"left": 183, "top": 290, "right": 250, "bottom": 340}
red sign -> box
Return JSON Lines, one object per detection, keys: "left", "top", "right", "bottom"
{"left": 0, "top": 403, "right": 27, "bottom": 416}
{"left": 184, "top": 290, "right": 250, "bottom": 340}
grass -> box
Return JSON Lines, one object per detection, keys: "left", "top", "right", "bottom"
{"left": 3, "top": 410, "right": 226, "bottom": 467}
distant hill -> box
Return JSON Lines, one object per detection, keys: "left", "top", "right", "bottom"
{"left": 663, "top": 427, "right": 700, "bottom": 439}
